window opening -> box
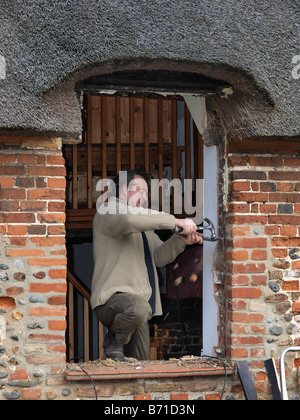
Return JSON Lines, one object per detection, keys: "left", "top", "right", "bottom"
{"left": 63, "top": 92, "right": 204, "bottom": 362}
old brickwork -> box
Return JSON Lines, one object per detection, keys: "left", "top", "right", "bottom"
{"left": 0, "top": 144, "right": 67, "bottom": 400}
{"left": 226, "top": 139, "right": 300, "bottom": 398}
{"left": 0, "top": 137, "right": 300, "bottom": 400}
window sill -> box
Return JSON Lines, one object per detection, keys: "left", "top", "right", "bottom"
{"left": 65, "top": 358, "right": 234, "bottom": 381}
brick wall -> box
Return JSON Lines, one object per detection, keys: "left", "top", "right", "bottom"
{"left": 0, "top": 144, "right": 67, "bottom": 400}
{"left": 226, "top": 139, "right": 300, "bottom": 398}
{"left": 1, "top": 137, "right": 300, "bottom": 400}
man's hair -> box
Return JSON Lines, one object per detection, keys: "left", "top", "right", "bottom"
{"left": 113, "top": 170, "right": 149, "bottom": 198}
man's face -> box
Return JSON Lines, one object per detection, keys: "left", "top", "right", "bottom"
{"left": 122, "top": 176, "right": 149, "bottom": 208}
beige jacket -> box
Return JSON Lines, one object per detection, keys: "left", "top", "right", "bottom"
{"left": 90, "top": 198, "right": 186, "bottom": 316}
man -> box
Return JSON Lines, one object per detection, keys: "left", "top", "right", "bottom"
{"left": 91, "top": 170, "right": 203, "bottom": 361}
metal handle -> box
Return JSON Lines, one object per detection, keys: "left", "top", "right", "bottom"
{"left": 173, "top": 217, "right": 222, "bottom": 242}
{"left": 279, "top": 346, "right": 300, "bottom": 400}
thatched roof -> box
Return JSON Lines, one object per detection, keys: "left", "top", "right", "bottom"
{"left": 0, "top": 0, "right": 299, "bottom": 139}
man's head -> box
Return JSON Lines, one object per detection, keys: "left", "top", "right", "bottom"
{"left": 114, "top": 170, "right": 149, "bottom": 208}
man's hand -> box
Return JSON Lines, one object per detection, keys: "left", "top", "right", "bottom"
{"left": 174, "top": 218, "right": 197, "bottom": 235}
{"left": 174, "top": 219, "right": 203, "bottom": 245}
{"left": 178, "top": 232, "right": 203, "bottom": 245}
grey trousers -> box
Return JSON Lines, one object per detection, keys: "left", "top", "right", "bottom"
{"left": 94, "top": 292, "right": 153, "bottom": 360}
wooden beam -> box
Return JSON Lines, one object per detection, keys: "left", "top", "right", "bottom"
{"left": 237, "top": 361, "right": 258, "bottom": 401}
{"left": 264, "top": 358, "right": 282, "bottom": 400}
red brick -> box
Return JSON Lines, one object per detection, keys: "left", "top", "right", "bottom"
{"left": 0, "top": 297, "right": 16, "bottom": 308}
{"left": 48, "top": 269, "right": 67, "bottom": 279}
{"left": 0, "top": 177, "right": 15, "bottom": 187}
{"left": 26, "top": 354, "right": 66, "bottom": 365}
{"left": 29, "top": 283, "right": 67, "bottom": 293}
{"left": 20, "top": 201, "right": 47, "bottom": 212}
{"left": 47, "top": 178, "right": 66, "bottom": 189}
{"left": 272, "top": 237, "right": 300, "bottom": 247}
{"left": 251, "top": 275, "right": 267, "bottom": 286}
{"left": 251, "top": 250, "right": 268, "bottom": 260}
{"left": 231, "top": 226, "right": 250, "bottom": 237}
{"left": 230, "top": 336, "right": 264, "bottom": 345}
{"left": 28, "top": 334, "right": 65, "bottom": 343}
{"left": 292, "top": 302, "right": 300, "bottom": 313}
{"left": 22, "top": 389, "right": 42, "bottom": 400}
{"left": 231, "top": 275, "right": 250, "bottom": 286}
{"left": 17, "top": 154, "right": 36, "bottom": 164}
{"left": 170, "top": 394, "right": 189, "bottom": 400}
{"left": 47, "top": 344, "right": 66, "bottom": 353}
{"left": 27, "top": 166, "right": 66, "bottom": 177}
{"left": 249, "top": 156, "right": 283, "bottom": 167}
{"left": 6, "top": 287, "right": 24, "bottom": 296}
{"left": 134, "top": 394, "right": 152, "bottom": 400}
{"left": 232, "top": 262, "right": 266, "bottom": 274}
{"left": 269, "top": 171, "right": 300, "bottom": 181}
{"left": 0, "top": 213, "right": 35, "bottom": 224}
{"left": 7, "top": 225, "right": 28, "bottom": 236}
{"left": 46, "top": 155, "right": 65, "bottom": 166}
{"left": 48, "top": 320, "right": 67, "bottom": 331}
{"left": 230, "top": 181, "right": 251, "bottom": 192}
{"left": 48, "top": 202, "right": 66, "bottom": 212}
{"left": 282, "top": 281, "right": 299, "bottom": 291}
{"left": 228, "top": 288, "right": 262, "bottom": 299}
{"left": 6, "top": 249, "right": 45, "bottom": 257}
{"left": 260, "top": 204, "right": 276, "bottom": 214}
{"left": 48, "top": 296, "right": 66, "bottom": 306}
{"left": 205, "top": 394, "right": 222, "bottom": 400}
{"left": 227, "top": 348, "right": 248, "bottom": 358}
{"left": 280, "top": 225, "right": 298, "bottom": 236}
{"left": 27, "top": 189, "right": 65, "bottom": 200}
{"left": 29, "top": 307, "right": 66, "bottom": 317}
{"left": 251, "top": 348, "right": 266, "bottom": 358}
{"left": 30, "top": 237, "right": 65, "bottom": 247}
{"left": 47, "top": 225, "right": 66, "bottom": 235}
{"left": 0, "top": 154, "right": 16, "bottom": 163}
{"left": 10, "top": 370, "right": 28, "bottom": 380}
{"left": 277, "top": 182, "right": 294, "bottom": 192}
{"left": 269, "top": 216, "right": 300, "bottom": 225}
{"left": 28, "top": 257, "right": 67, "bottom": 267}
{"left": 0, "top": 188, "right": 25, "bottom": 199}
{"left": 228, "top": 250, "right": 249, "bottom": 261}
{"left": 233, "top": 238, "right": 267, "bottom": 249}
{"left": 231, "top": 192, "right": 269, "bottom": 203}
{"left": 228, "top": 312, "right": 264, "bottom": 323}
{"left": 37, "top": 213, "right": 66, "bottom": 224}
{"left": 0, "top": 166, "right": 26, "bottom": 175}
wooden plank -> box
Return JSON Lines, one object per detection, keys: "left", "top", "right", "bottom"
{"left": 72, "top": 145, "right": 78, "bottom": 210}
{"left": 129, "top": 96, "right": 135, "bottom": 168}
{"left": 264, "top": 358, "right": 282, "bottom": 400}
{"left": 87, "top": 97, "right": 93, "bottom": 209}
{"left": 193, "top": 121, "right": 204, "bottom": 180}
{"left": 98, "top": 322, "right": 104, "bottom": 360}
{"left": 101, "top": 96, "right": 107, "bottom": 179}
{"left": 185, "top": 103, "right": 191, "bottom": 180}
{"left": 144, "top": 97, "right": 150, "bottom": 173}
{"left": 115, "top": 95, "right": 122, "bottom": 173}
{"left": 68, "top": 282, "right": 74, "bottom": 362}
{"left": 237, "top": 361, "right": 258, "bottom": 401}
{"left": 157, "top": 97, "right": 164, "bottom": 181}
{"left": 171, "top": 99, "right": 178, "bottom": 179}
{"left": 83, "top": 298, "right": 90, "bottom": 362}
{"left": 90, "top": 96, "right": 101, "bottom": 144}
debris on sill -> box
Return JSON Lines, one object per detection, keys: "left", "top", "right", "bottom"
{"left": 67, "top": 354, "right": 231, "bottom": 373}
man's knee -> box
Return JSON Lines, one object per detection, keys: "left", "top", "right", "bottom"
{"left": 125, "top": 298, "right": 152, "bottom": 326}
